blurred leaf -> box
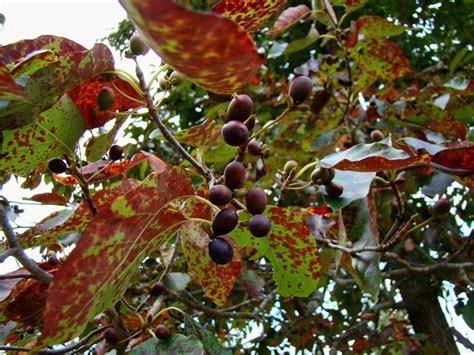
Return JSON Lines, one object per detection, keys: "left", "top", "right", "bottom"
{"left": 356, "top": 16, "right": 405, "bottom": 37}
{"left": 156, "top": 334, "right": 204, "bottom": 354}
{"left": 267, "top": 5, "right": 311, "bottom": 36}
{"left": 174, "top": 118, "right": 220, "bottom": 148}
{"left": 26, "top": 192, "right": 68, "bottom": 206}
{"left": 183, "top": 314, "right": 231, "bottom": 355}
{"left": 284, "top": 27, "right": 319, "bottom": 55}
{"left": 164, "top": 272, "right": 191, "bottom": 292}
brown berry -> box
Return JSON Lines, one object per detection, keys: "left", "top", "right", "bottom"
{"left": 325, "top": 182, "right": 344, "bottom": 198}
{"left": 432, "top": 198, "right": 450, "bottom": 216}
{"left": 104, "top": 327, "right": 119, "bottom": 345}
{"left": 370, "top": 130, "right": 384, "bottom": 142}
{"left": 289, "top": 76, "right": 313, "bottom": 104}
{"left": 224, "top": 162, "right": 246, "bottom": 189}
{"left": 221, "top": 121, "right": 249, "bottom": 146}
{"left": 208, "top": 185, "right": 233, "bottom": 206}
{"left": 227, "top": 94, "right": 253, "bottom": 122}
{"left": 150, "top": 281, "right": 165, "bottom": 296}
{"left": 247, "top": 140, "right": 262, "bottom": 156}
{"left": 246, "top": 187, "right": 267, "bottom": 215}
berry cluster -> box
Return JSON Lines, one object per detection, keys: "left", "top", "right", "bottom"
{"left": 207, "top": 95, "right": 271, "bottom": 265}
{"left": 311, "top": 167, "right": 343, "bottom": 198}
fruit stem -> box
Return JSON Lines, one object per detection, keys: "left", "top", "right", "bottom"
{"left": 147, "top": 64, "right": 169, "bottom": 89}
{"left": 178, "top": 195, "right": 220, "bottom": 213}
{"left": 251, "top": 107, "right": 292, "bottom": 139}
{"left": 406, "top": 217, "right": 434, "bottom": 235}
{"left": 293, "top": 161, "right": 319, "bottom": 181}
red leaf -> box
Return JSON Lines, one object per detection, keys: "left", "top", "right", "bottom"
{"left": 53, "top": 151, "right": 166, "bottom": 185}
{"left": 39, "top": 167, "right": 194, "bottom": 346}
{"left": 0, "top": 63, "right": 27, "bottom": 101}
{"left": 307, "top": 205, "right": 331, "bottom": 215}
{"left": 266, "top": 4, "right": 310, "bottom": 36}
{"left": 119, "top": 0, "right": 264, "bottom": 93}
{"left": 27, "top": 192, "right": 68, "bottom": 205}
{"left": 431, "top": 147, "right": 474, "bottom": 175}
{"left": 343, "top": 20, "right": 359, "bottom": 48}
{"left": 68, "top": 74, "right": 143, "bottom": 129}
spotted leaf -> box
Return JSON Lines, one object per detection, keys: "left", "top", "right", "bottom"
{"left": 0, "top": 63, "right": 27, "bottom": 101}
{"left": 27, "top": 192, "right": 68, "bottom": 206}
{"left": 232, "top": 207, "right": 320, "bottom": 297}
{"left": 181, "top": 221, "right": 241, "bottom": 306}
{"left": 266, "top": 5, "right": 310, "bottom": 36}
{"left": 0, "top": 94, "right": 85, "bottom": 176}
{"left": 212, "top": 0, "right": 287, "bottom": 32}
{"left": 174, "top": 118, "right": 221, "bottom": 148}
{"left": 39, "top": 167, "right": 194, "bottom": 346}
{"left": 119, "top": 0, "right": 264, "bottom": 93}
{"left": 356, "top": 16, "right": 405, "bottom": 38}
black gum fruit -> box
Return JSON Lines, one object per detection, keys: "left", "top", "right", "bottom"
{"left": 208, "top": 237, "right": 234, "bottom": 265}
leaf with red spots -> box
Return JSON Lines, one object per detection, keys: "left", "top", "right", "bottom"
{"left": 53, "top": 151, "right": 166, "bottom": 185}
{"left": 39, "top": 167, "right": 194, "bottom": 346}
{"left": 67, "top": 74, "right": 143, "bottom": 129}
{"left": 0, "top": 42, "right": 114, "bottom": 131}
{"left": 181, "top": 221, "right": 241, "bottom": 306}
{"left": 232, "top": 207, "right": 320, "bottom": 297}
{"left": 27, "top": 192, "right": 68, "bottom": 206}
{"left": 0, "top": 94, "right": 85, "bottom": 177}
{"left": 0, "top": 63, "right": 27, "bottom": 101}
{"left": 320, "top": 142, "right": 431, "bottom": 172}
{"left": 356, "top": 16, "right": 405, "bottom": 38}
{"left": 212, "top": 0, "right": 287, "bottom": 32}
{"left": 174, "top": 118, "right": 221, "bottom": 148}
{"left": 85, "top": 116, "right": 127, "bottom": 162}
{"left": 119, "top": 0, "right": 264, "bottom": 94}
{"left": 16, "top": 179, "right": 138, "bottom": 249}
{"left": 266, "top": 4, "right": 311, "bottom": 36}
{"left": 352, "top": 38, "right": 412, "bottom": 87}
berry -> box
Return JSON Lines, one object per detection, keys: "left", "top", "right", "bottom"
{"left": 221, "top": 121, "right": 249, "bottom": 146}
{"left": 370, "top": 130, "right": 384, "bottom": 142}
{"left": 224, "top": 162, "right": 246, "bottom": 189}
{"left": 246, "top": 187, "right": 267, "bottom": 215}
{"left": 48, "top": 158, "right": 68, "bottom": 174}
{"left": 25, "top": 326, "right": 35, "bottom": 334}
{"left": 432, "top": 198, "right": 450, "bottom": 216}
{"left": 109, "top": 145, "right": 124, "bottom": 161}
{"left": 208, "top": 185, "right": 233, "bottom": 206}
{"left": 150, "top": 281, "right": 165, "bottom": 296}
{"left": 283, "top": 160, "right": 298, "bottom": 175}
{"left": 248, "top": 214, "right": 271, "bottom": 238}
{"left": 289, "top": 76, "right": 313, "bottom": 105}
{"left": 311, "top": 168, "right": 335, "bottom": 185}
{"left": 247, "top": 140, "right": 262, "bottom": 156}
{"left": 97, "top": 87, "right": 115, "bottom": 111}
{"left": 155, "top": 325, "right": 170, "bottom": 340}
{"left": 170, "top": 71, "right": 183, "bottom": 85}
{"left": 104, "top": 327, "right": 119, "bottom": 345}
{"left": 48, "top": 255, "right": 59, "bottom": 266}
{"left": 212, "top": 208, "right": 238, "bottom": 235}
{"left": 227, "top": 94, "right": 253, "bottom": 122}
{"left": 244, "top": 115, "right": 256, "bottom": 131}
{"left": 129, "top": 34, "right": 149, "bottom": 56}
{"left": 208, "top": 237, "right": 234, "bottom": 265}
{"left": 325, "top": 182, "right": 344, "bottom": 198}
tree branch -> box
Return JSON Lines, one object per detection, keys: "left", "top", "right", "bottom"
{"left": 134, "top": 60, "right": 213, "bottom": 183}
{"left": 0, "top": 203, "right": 53, "bottom": 284}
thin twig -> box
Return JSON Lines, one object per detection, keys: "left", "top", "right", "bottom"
{"left": 134, "top": 60, "right": 213, "bottom": 183}
{"left": 0, "top": 273, "right": 32, "bottom": 280}
{"left": 68, "top": 166, "right": 98, "bottom": 216}
{"left": 0, "top": 204, "right": 53, "bottom": 284}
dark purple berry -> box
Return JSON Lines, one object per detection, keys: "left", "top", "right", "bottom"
{"left": 109, "top": 145, "right": 124, "bottom": 161}
{"left": 212, "top": 208, "right": 238, "bottom": 235}
{"left": 224, "top": 162, "right": 246, "bottom": 189}
{"left": 150, "top": 281, "right": 165, "bottom": 296}
{"left": 97, "top": 87, "right": 115, "bottom": 111}
{"left": 289, "top": 76, "right": 313, "bottom": 104}
{"left": 311, "top": 168, "right": 335, "bottom": 185}
{"left": 432, "top": 198, "right": 450, "bottom": 216}
{"left": 104, "top": 327, "right": 119, "bottom": 345}
{"left": 248, "top": 214, "right": 271, "bottom": 238}
{"left": 48, "top": 255, "right": 59, "bottom": 266}
{"left": 325, "top": 182, "right": 344, "bottom": 198}
{"left": 129, "top": 34, "right": 149, "bottom": 56}
{"left": 246, "top": 187, "right": 267, "bottom": 215}
{"left": 155, "top": 324, "right": 170, "bottom": 339}
{"left": 227, "top": 94, "right": 253, "bottom": 122}
{"left": 208, "top": 237, "right": 234, "bottom": 265}
{"left": 370, "top": 129, "right": 384, "bottom": 142}
{"left": 247, "top": 140, "right": 262, "bottom": 156}
{"left": 208, "top": 185, "right": 233, "bottom": 206}
{"left": 48, "top": 158, "right": 68, "bottom": 174}
{"left": 221, "top": 121, "right": 249, "bottom": 146}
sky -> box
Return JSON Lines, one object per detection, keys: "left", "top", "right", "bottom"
{"left": 0, "top": 1, "right": 472, "bottom": 352}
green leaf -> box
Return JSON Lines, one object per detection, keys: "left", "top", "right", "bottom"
{"left": 268, "top": 42, "right": 288, "bottom": 59}
{"left": 129, "top": 338, "right": 156, "bottom": 354}
{"left": 0, "top": 94, "right": 85, "bottom": 176}
{"left": 183, "top": 314, "right": 231, "bottom": 355}
{"left": 39, "top": 167, "right": 194, "bottom": 346}
{"left": 232, "top": 207, "right": 320, "bottom": 297}
{"left": 462, "top": 296, "right": 474, "bottom": 330}
{"left": 356, "top": 16, "right": 405, "bottom": 38}
{"left": 181, "top": 221, "right": 241, "bottom": 306}
{"left": 156, "top": 334, "right": 204, "bottom": 354}
{"left": 85, "top": 116, "right": 127, "bottom": 162}
{"left": 321, "top": 170, "right": 376, "bottom": 211}
{"left": 449, "top": 47, "right": 469, "bottom": 74}
{"left": 164, "top": 272, "right": 191, "bottom": 292}
{"left": 283, "top": 27, "right": 319, "bottom": 55}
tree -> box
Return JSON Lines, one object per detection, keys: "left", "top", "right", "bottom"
{"left": 0, "top": 0, "right": 473, "bottom": 353}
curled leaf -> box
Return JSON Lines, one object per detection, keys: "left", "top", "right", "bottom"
{"left": 266, "top": 4, "right": 310, "bottom": 36}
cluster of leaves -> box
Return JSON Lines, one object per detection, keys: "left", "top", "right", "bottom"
{"left": 0, "top": 0, "right": 473, "bottom": 353}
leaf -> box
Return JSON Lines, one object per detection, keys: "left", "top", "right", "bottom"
{"left": 353, "top": 38, "right": 412, "bottom": 86}
{"left": 39, "top": 167, "right": 194, "bottom": 346}
{"left": 164, "top": 272, "right": 191, "bottom": 292}
{"left": 266, "top": 5, "right": 311, "bottom": 36}
{"left": 174, "top": 118, "right": 221, "bottom": 148}
{"left": 320, "top": 142, "right": 430, "bottom": 172}
{"left": 183, "top": 314, "right": 232, "bottom": 355}
{"left": 0, "top": 43, "right": 115, "bottom": 131}
{"left": 181, "top": 221, "right": 241, "bottom": 306}
{"left": 431, "top": 146, "right": 474, "bottom": 172}
{"left": 348, "top": 197, "right": 381, "bottom": 296}
{"left": 27, "top": 192, "right": 68, "bottom": 205}
{"left": 268, "top": 42, "right": 288, "bottom": 59}
{"left": 356, "top": 16, "right": 405, "bottom": 37}
{"left": 212, "top": 0, "right": 287, "bottom": 32}
{"left": 53, "top": 151, "right": 167, "bottom": 185}
{"left": 232, "top": 207, "right": 320, "bottom": 297}
{"left": 119, "top": 0, "right": 264, "bottom": 94}
{"left": 0, "top": 94, "right": 85, "bottom": 176}
{"left": 321, "top": 170, "right": 376, "bottom": 211}
{"left": 240, "top": 269, "right": 265, "bottom": 297}
{"left": 333, "top": 0, "right": 368, "bottom": 13}
{"left": 283, "top": 27, "right": 320, "bottom": 55}
{"left": 462, "top": 296, "right": 474, "bottom": 329}
{"left": 0, "top": 63, "right": 27, "bottom": 101}
{"left": 156, "top": 334, "right": 204, "bottom": 354}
